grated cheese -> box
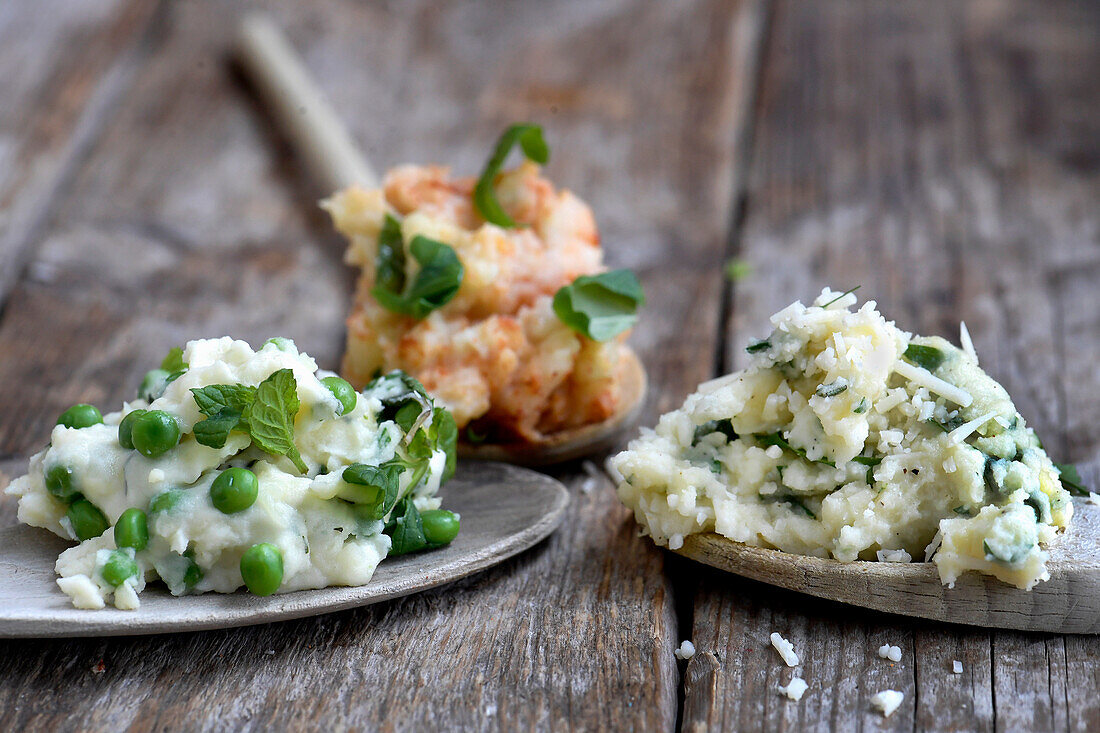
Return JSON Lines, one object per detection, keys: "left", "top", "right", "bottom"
{"left": 960, "top": 321, "right": 978, "bottom": 364}
{"left": 894, "top": 359, "right": 973, "bottom": 407}
{"left": 947, "top": 411, "right": 998, "bottom": 444}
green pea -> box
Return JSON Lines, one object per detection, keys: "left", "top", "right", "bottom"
{"left": 101, "top": 550, "right": 138, "bottom": 587}
{"left": 57, "top": 404, "right": 103, "bottom": 429}
{"left": 321, "top": 376, "right": 357, "bottom": 416}
{"left": 117, "top": 409, "right": 148, "bottom": 450}
{"left": 130, "top": 410, "right": 180, "bottom": 458}
{"left": 240, "top": 543, "right": 283, "bottom": 596}
{"left": 209, "top": 467, "right": 259, "bottom": 514}
{"left": 421, "top": 509, "right": 460, "bottom": 546}
{"left": 67, "top": 499, "right": 109, "bottom": 541}
{"left": 114, "top": 508, "right": 148, "bottom": 551}
{"left": 45, "top": 464, "right": 79, "bottom": 504}
{"left": 149, "top": 489, "right": 184, "bottom": 515}
{"left": 139, "top": 368, "right": 171, "bottom": 402}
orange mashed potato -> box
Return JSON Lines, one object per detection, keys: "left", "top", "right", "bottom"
{"left": 323, "top": 161, "right": 630, "bottom": 443}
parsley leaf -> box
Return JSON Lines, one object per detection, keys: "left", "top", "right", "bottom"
{"left": 371, "top": 235, "right": 464, "bottom": 319}
{"left": 552, "top": 269, "right": 645, "bottom": 341}
{"left": 385, "top": 498, "right": 429, "bottom": 556}
{"left": 473, "top": 123, "right": 549, "bottom": 227}
{"left": 1055, "top": 463, "right": 1090, "bottom": 496}
{"left": 190, "top": 384, "right": 256, "bottom": 448}
{"left": 904, "top": 343, "right": 946, "bottom": 372}
{"left": 244, "top": 368, "right": 307, "bottom": 473}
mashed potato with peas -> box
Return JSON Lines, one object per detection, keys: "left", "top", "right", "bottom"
{"left": 611, "top": 288, "right": 1072, "bottom": 590}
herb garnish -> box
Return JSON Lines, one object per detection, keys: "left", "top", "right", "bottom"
{"left": 374, "top": 214, "right": 407, "bottom": 295}
{"left": 755, "top": 432, "right": 836, "bottom": 467}
{"left": 386, "top": 498, "right": 429, "bottom": 556}
{"left": 371, "top": 234, "right": 464, "bottom": 319}
{"left": 815, "top": 380, "right": 849, "bottom": 398}
{"left": 745, "top": 339, "right": 770, "bottom": 354}
{"left": 853, "top": 397, "right": 869, "bottom": 414}
{"left": 693, "top": 419, "right": 738, "bottom": 445}
{"left": 903, "top": 343, "right": 946, "bottom": 372}
{"left": 820, "top": 286, "right": 861, "bottom": 309}
{"left": 852, "top": 455, "right": 881, "bottom": 484}
{"left": 191, "top": 369, "right": 307, "bottom": 473}
{"left": 552, "top": 269, "right": 645, "bottom": 341}
{"left": 1055, "top": 463, "right": 1091, "bottom": 496}
{"left": 161, "top": 347, "right": 188, "bottom": 375}
{"left": 473, "top": 123, "right": 549, "bottom": 227}
{"left": 342, "top": 462, "right": 403, "bottom": 519}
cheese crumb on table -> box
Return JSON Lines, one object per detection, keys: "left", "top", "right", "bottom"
{"left": 674, "top": 640, "right": 696, "bottom": 660}
{"left": 871, "top": 690, "right": 905, "bottom": 717}
{"left": 952, "top": 660, "right": 964, "bottom": 674}
{"left": 770, "top": 632, "right": 799, "bottom": 667}
{"left": 1089, "top": 492, "right": 1100, "bottom": 506}
{"left": 877, "top": 644, "right": 902, "bottom": 662}
{"left": 777, "top": 676, "right": 808, "bottom": 701}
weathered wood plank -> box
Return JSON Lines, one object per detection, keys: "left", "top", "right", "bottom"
{"left": 0, "top": 0, "right": 763, "bottom": 729}
{"left": 686, "top": 0, "right": 1100, "bottom": 730}
{"left": 0, "top": 0, "right": 162, "bottom": 305}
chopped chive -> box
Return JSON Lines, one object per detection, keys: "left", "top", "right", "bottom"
{"left": 820, "top": 286, "right": 861, "bottom": 309}
{"left": 746, "top": 339, "right": 770, "bottom": 354}
{"left": 853, "top": 397, "right": 869, "bottom": 414}
{"left": 815, "top": 380, "right": 849, "bottom": 398}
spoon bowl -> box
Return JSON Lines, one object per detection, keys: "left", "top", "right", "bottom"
{"left": 673, "top": 498, "right": 1100, "bottom": 633}
{"left": 458, "top": 348, "right": 647, "bottom": 466}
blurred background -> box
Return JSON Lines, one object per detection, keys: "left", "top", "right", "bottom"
{"left": 0, "top": 1, "right": 1098, "bottom": 730}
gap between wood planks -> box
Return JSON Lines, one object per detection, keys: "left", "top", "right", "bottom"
{"left": 0, "top": 0, "right": 170, "bottom": 316}
{"left": 673, "top": 0, "right": 773, "bottom": 729}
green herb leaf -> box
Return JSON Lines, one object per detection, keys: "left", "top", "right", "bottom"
{"left": 952, "top": 505, "right": 973, "bottom": 516}
{"left": 430, "top": 407, "right": 458, "bottom": 482}
{"left": 375, "top": 214, "right": 407, "bottom": 295}
{"left": 160, "top": 347, "right": 188, "bottom": 373}
{"left": 815, "top": 380, "right": 849, "bottom": 398}
{"left": 552, "top": 269, "right": 645, "bottom": 341}
{"left": 190, "top": 384, "right": 256, "bottom": 448}
{"left": 755, "top": 432, "right": 835, "bottom": 467}
{"left": 386, "top": 498, "right": 429, "bottom": 556}
{"left": 473, "top": 123, "right": 549, "bottom": 227}
{"left": 904, "top": 343, "right": 946, "bottom": 372}
{"left": 371, "top": 235, "right": 464, "bottom": 319}
{"left": 745, "top": 339, "right": 770, "bottom": 354}
{"left": 787, "top": 496, "right": 816, "bottom": 519}
{"left": 244, "top": 369, "right": 307, "bottom": 473}
{"left": 1055, "top": 463, "right": 1090, "bottom": 496}
{"left": 342, "top": 462, "right": 403, "bottom": 519}
{"left": 853, "top": 397, "right": 869, "bottom": 414}
{"left": 820, "top": 286, "right": 861, "bottom": 308}
{"left": 692, "top": 419, "right": 738, "bottom": 446}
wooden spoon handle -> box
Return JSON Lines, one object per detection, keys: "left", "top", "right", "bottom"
{"left": 235, "top": 13, "right": 377, "bottom": 192}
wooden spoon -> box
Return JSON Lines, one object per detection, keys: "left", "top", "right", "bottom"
{"left": 673, "top": 497, "right": 1100, "bottom": 634}
{"left": 235, "top": 14, "right": 648, "bottom": 464}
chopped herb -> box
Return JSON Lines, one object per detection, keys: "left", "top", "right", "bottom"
{"left": 853, "top": 397, "right": 869, "bottom": 414}
{"left": 371, "top": 235, "right": 464, "bottom": 319}
{"left": 385, "top": 498, "right": 429, "bottom": 556}
{"left": 552, "top": 269, "right": 645, "bottom": 341}
{"left": 852, "top": 455, "right": 881, "bottom": 484}
{"left": 952, "top": 505, "right": 972, "bottom": 516}
{"left": 1055, "top": 463, "right": 1090, "bottom": 497}
{"left": 709, "top": 459, "right": 723, "bottom": 474}
{"left": 745, "top": 339, "right": 770, "bottom": 355}
{"left": 160, "top": 347, "right": 188, "bottom": 374}
{"left": 786, "top": 496, "right": 816, "bottom": 519}
{"left": 342, "top": 462, "right": 403, "bottom": 519}
{"left": 903, "top": 343, "right": 946, "bottom": 372}
{"left": 820, "top": 286, "right": 861, "bottom": 309}
{"left": 724, "top": 258, "right": 752, "bottom": 282}
{"left": 244, "top": 369, "right": 308, "bottom": 474}
{"left": 755, "top": 432, "right": 835, "bottom": 467}
{"left": 692, "top": 419, "right": 738, "bottom": 445}
{"left": 927, "top": 415, "right": 966, "bottom": 434}
{"left": 815, "top": 380, "right": 849, "bottom": 398}
{"left": 473, "top": 123, "right": 549, "bottom": 227}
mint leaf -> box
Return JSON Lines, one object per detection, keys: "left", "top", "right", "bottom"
{"left": 1055, "top": 463, "right": 1090, "bottom": 496}
{"left": 552, "top": 269, "right": 645, "bottom": 341}
{"left": 160, "top": 347, "right": 188, "bottom": 373}
{"left": 375, "top": 214, "right": 406, "bottom": 295}
{"left": 190, "top": 384, "right": 255, "bottom": 449}
{"left": 473, "top": 123, "right": 549, "bottom": 227}
{"left": 245, "top": 368, "right": 307, "bottom": 473}
{"left": 431, "top": 407, "right": 457, "bottom": 482}
{"left": 342, "top": 462, "right": 403, "bottom": 519}
{"left": 371, "top": 236, "right": 463, "bottom": 319}
{"left": 904, "top": 343, "right": 946, "bottom": 372}
{"left": 385, "top": 498, "right": 428, "bottom": 556}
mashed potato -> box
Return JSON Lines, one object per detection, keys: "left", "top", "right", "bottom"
{"left": 611, "top": 288, "right": 1072, "bottom": 590}
{"left": 7, "top": 338, "right": 457, "bottom": 609}
{"left": 324, "top": 161, "right": 630, "bottom": 443}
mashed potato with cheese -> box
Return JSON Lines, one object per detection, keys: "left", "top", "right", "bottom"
{"left": 7, "top": 338, "right": 457, "bottom": 609}
{"left": 611, "top": 289, "right": 1072, "bottom": 589}
{"left": 324, "top": 161, "right": 630, "bottom": 443}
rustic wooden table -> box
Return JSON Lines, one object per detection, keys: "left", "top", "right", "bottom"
{"left": 1, "top": 1, "right": 1097, "bottom": 730}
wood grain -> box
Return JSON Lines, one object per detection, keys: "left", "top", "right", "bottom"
{"left": 686, "top": 0, "right": 1100, "bottom": 730}
{"left": 0, "top": 0, "right": 764, "bottom": 729}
